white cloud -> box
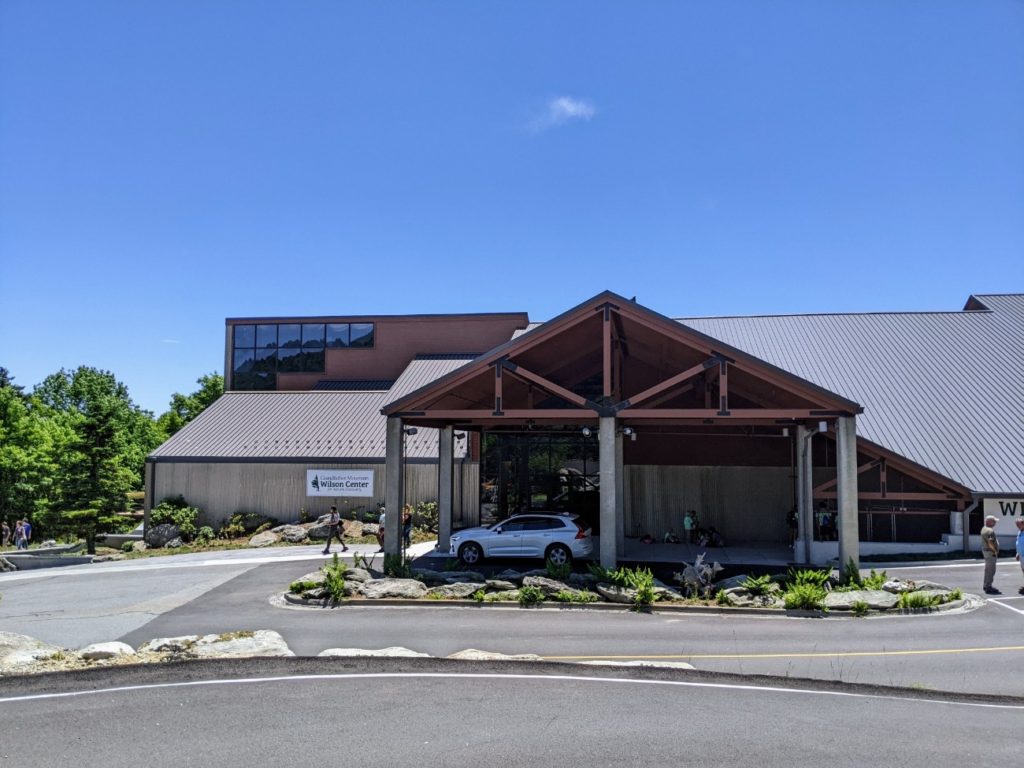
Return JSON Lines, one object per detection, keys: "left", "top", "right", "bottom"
{"left": 159, "top": 339, "right": 181, "bottom": 345}
{"left": 528, "top": 96, "right": 596, "bottom": 133}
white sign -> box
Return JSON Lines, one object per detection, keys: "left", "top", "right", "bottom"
{"left": 306, "top": 469, "right": 375, "bottom": 497}
{"left": 983, "top": 498, "right": 1024, "bottom": 533}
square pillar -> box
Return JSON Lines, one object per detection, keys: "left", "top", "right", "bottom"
{"left": 599, "top": 416, "right": 618, "bottom": 569}
{"left": 437, "top": 425, "right": 454, "bottom": 552}
{"left": 836, "top": 416, "right": 860, "bottom": 573}
{"left": 384, "top": 416, "right": 404, "bottom": 557}
{"left": 795, "top": 426, "right": 811, "bottom": 564}
{"left": 615, "top": 429, "right": 625, "bottom": 554}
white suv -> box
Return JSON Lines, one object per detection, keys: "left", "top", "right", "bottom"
{"left": 449, "top": 513, "right": 593, "bottom": 567}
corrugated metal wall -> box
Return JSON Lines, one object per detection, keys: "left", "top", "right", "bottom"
{"left": 627, "top": 465, "right": 799, "bottom": 543}
{"left": 152, "top": 460, "right": 480, "bottom": 530}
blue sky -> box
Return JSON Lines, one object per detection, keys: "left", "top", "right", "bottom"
{"left": 1, "top": 1, "right": 1022, "bottom": 415}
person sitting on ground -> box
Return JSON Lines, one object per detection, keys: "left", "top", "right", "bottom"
{"left": 663, "top": 528, "right": 681, "bottom": 544}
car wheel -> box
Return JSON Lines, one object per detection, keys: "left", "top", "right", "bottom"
{"left": 459, "top": 541, "right": 483, "bottom": 566}
{"left": 546, "top": 543, "right": 572, "bottom": 567}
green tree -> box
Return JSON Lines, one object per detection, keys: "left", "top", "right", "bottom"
{"left": 157, "top": 373, "right": 223, "bottom": 437}
{"left": 34, "top": 367, "right": 162, "bottom": 526}
{"left": 0, "top": 385, "right": 60, "bottom": 523}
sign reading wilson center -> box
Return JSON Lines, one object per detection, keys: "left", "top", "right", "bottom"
{"left": 306, "top": 469, "right": 375, "bottom": 497}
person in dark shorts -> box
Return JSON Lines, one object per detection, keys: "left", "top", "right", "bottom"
{"left": 322, "top": 505, "right": 348, "bottom": 555}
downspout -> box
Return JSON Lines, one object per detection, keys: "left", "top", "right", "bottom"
{"left": 962, "top": 498, "right": 980, "bottom": 553}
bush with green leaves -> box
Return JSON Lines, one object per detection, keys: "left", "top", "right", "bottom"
{"left": 289, "top": 579, "right": 320, "bottom": 594}
{"left": 787, "top": 567, "right": 832, "bottom": 589}
{"left": 851, "top": 600, "right": 870, "bottom": 617}
{"left": 322, "top": 554, "right": 347, "bottom": 601}
{"left": 218, "top": 511, "right": 278, "bottom": 539}
{"left": 195, "top": 526, "right": 215, "bottom": 544}
{"left": 384, "top": 553, "right": 411, "bottom": 578}
{"left": 413, "top": 501, "right": 438, "bottom": 532}
{"left": 715, "top": 589, "right": 733, "bottom": 606}
{"left": 472, "top": 588, "right": 487, "bottom": 603}
{"left": 898, "top": 591, "right": 941, "bottom": 609}
{"left": 518, "top": 585, "right": 544, "bottom": 606}
{"left": 629, "top": 567, "right": 656, "bottom": 611}
{"left": 545, "top": 559, "right": 572, "bottom": 582}
{"left": 552, "top": 590, "right": 600, "bottom": 603}
{"left": 121, "top": 541, "right": 134, "bottom": 553}
{"left": 782, "top": 582, "right": 828, "bottom": 610}
{"left": 947, "top": 588, "right": 963, "bottom": 602}
{"left": 741, "top": 574, "right": 773, "bottom": 596}
{"left": 150, "top": 497, "right": 201, "bottom": 541}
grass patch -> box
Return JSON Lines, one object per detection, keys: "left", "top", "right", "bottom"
{"left": 782, "top": 582, "right": 828, "bottom": 610}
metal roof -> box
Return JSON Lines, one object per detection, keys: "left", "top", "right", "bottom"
{"left": 313, "top": 379, "right": 394, "bottom": 391}
{"left": 150, "top": 356, "right": 477, "bottom": 461}
{"left": 678, "top": 293, "right": 1024, "bottom": 495}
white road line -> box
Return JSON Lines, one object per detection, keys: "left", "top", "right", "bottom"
{"left": 988, "top": 599, "right": 1024, "bottom": 616}
{"left": 0, "top": 672, "right": 1021, "bottom": 710}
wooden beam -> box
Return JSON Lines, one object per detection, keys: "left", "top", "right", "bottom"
{"left": 603, "top": 305, "right": 612, "bottom": 399}
{"left": 814, "top": 459, "right": 882, "bottom": 493}
{"left": 718, "top": 360, "right": 729, "bottom": 415}
{"left": 816, "top": 492, "right": 962, "bottom": 502}
{"left": 625, "top": 408, "right": 838, "bottom": 420}
{"left": 402, "top": 409, "right": 598, "bottom": 421}
{"left": 500, "top": 361, "right": 590, "bottom": 408}
{"left": 493, "top": 363, "right": 503, "bottom": 416}
{"left": 620, "top": 356, "right": 721, "bottom": 409}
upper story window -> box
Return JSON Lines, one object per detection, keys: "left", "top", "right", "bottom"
{"left": 230, "top": 321, "right": 373, "bottom": 390}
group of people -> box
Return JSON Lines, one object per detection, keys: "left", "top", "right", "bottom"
{"left": 980, "top": 514, "right": 1024, "bottom": 596}
{"left": 658, "top": 510, "right": 725, "bottom": 548}
{"left": 320, "top": 504, "right": 413, "bottom": 556}
{"left": 1, "top": 519, "right": 32, "bottom": 550}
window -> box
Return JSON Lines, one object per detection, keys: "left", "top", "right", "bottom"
{"left": 229, "top": 320, "right": 374, "bottom": 390}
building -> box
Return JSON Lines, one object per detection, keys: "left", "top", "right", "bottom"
{"left": 147, "top": 291, "right": 1024, "bottom": 566}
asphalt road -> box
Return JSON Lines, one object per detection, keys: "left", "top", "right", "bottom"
{"left": 0, "top": 658, "right": 1021, "bottom": 768}
{"left": 3, "top": 546, "right": 1024, "bottom": 697}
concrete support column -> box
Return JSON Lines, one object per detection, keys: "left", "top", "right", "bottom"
{"left": 599, "top": 416, "right": 618, "bottom": 569}
{"left": 615, "top": 430, "right": 625, "bottom": 554}
{"left": 143, "top": 460, "right": 155, "bottom": 533}
{"left": 795, "top": 426, "right": 811, "bottom": 564}
{"left": 384, "top": 416, "right": 404, "bottom": 558}
{"left": 437, "top": 425, "right": 454, "bottom": 553}
{"left": 836, "top": 416, "right": 860, "bottom": 573}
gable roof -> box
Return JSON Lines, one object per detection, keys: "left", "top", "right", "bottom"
{"left": 383, "top": 290, "right": 862, "bottom": 418}
{"left": 678, "top": 294, "right": 1024, "bottom": 495}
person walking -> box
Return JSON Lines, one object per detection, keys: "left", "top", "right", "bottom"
{"left": 1, "top": 520, "right": 10, "bottom": 549}
{"left": 376, "top": 507, "right": 386, "bottom": 552}
{"left": 13, "top": 520, "right": 26, "bottom": 550}
{"left": 981, "top": 514, "right": 1000, "bottom": 595}
{"left": 1014, "top": 517, "right": 1024, "bottom": 596}
{"left": 322, "top": 505, "right": 348, "bottom": 555}
{"left": 402, "top": 506, "right": 413, "bottom": 550}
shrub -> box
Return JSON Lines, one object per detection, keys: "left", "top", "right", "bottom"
{"left": 861, "top": 569, "right": 888, "bottom": 590}
{"left": 518, "top": 585, "right": 544, "bottom": 606}
{"left": 898, "top": 591, "right": 941, "bottom": 609}
{"left": 195, "top": 526, "right": 215, "bottom": 544}
{"left": 629, "top": 567, "right": 656, "bottom": 611}
{"left": 545, "top": 559, "right": 572, "bottom": 582}
{"left": 290, "top": 580, "right": 319, "bottom": 594}
{"left": 741, "top": 574, "right": 773, "bottom": 596}
{"left": 472, "top": 589, "right": 486, "bottom": 603}
{"left": 783, "top": 582, "right": 827, "bottom": 610}
{"left": 413, "top": 501, "right": 438, "bottom": 532}
{"left": 150, "top": 499, "right": 201, "bottom": 541}
{"left": 715, "top": 589, "right": 733, "bottom": 606}
{"left": 947, "top": 588, "right": 963, "bottom": 602}
{"left": 322, "top": 554, "right": 347, "bottom": 601}
{"left": 787, "top": 567, "right": 832, "bottom": 589}
{"left": 383, "top": 553, "right": 411, "bottom": 578}
{"left": 218, "top": 511, "right": 278, "bottom": 539}
{"left": 851, "top": 600, "right": 870, "bottom": 617}
{"left": 552, "top": 590, "right": 600, "bottom": 603}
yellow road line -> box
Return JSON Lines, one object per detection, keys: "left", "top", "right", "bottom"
{"left": 544, "top": 645, "right": 1024, "bottom": 661}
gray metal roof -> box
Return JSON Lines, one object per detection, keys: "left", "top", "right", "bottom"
{"left": 150, "top": 356, "right": 477, "bottom": 461}
{"left": 313, "top": 379, "right": 394, "bottom": 391}
{"left": 678, "top": 293, "right": 1024, "bottom": 495}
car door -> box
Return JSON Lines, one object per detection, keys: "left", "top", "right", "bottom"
{"left": 520, "top": 517, "right": 563, "bottom": 557}
{"left": 487, "top": 518, "right": 525, "bottom": 557}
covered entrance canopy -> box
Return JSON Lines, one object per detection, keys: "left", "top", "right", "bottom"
{"left": 383, "top": 292, "right": 872, "bottom": 568}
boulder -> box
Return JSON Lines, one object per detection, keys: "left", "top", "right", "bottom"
{"left": 882, "top": 579, "right": 917, "bottom": 594}
{"left": 280, "top": 525, "right": 309, "bottom": 543}
{"left": 0, "top": 557, "right": 16, "bottom": 572}
{"left": 426, "top": 582, "right": 482, "bottom": 599}
{"left": 361, "top": 578, "right": 429, "bottom": 600}
{"left": 318, "top": 647, "right": 430, "bottom": 658}
{"left": 0, "top": 632, "right": 63, "bottom": 669}
{"left": 411, "top": 569, "right": 449, "bottom": 586}
{"left": 568, "top": 573, "right": 600, "bottom": 587}
{"left": 79, "top": 641, "right": 136, "bottom": 661}
{"left": 132, "top": 541, "right": 148, "bottom": 552}
{"left": 144, "top": 523, "right": 180, "bottom": 548}
{"left": 190, "top": 630, "right": 294, "bottom": 658}
{"left": 447, "top": 648, "right": 543, "bottom": 661}
{"left": 522, "top": 576, "right": 573, "bottom": 596}
{"left": 487, "top": 590, "right": 520, "bottom": 601}
{"left": 138, "top": 635, "right": 201, "bottom": 653}
{"left": 341, "top": 520, "right": 365, "bottom": 538}
{"left": 595, "top": 583, "right": 637, "bottom": 604}
{"left": 654, "top": 586, "right": 686, "bottom": 602}
{"left": 362, "top": 523, "right": 381, "bottom": 535}
{"left": 248, "top": 531, "right": 279, "bottom": 547}
{"left": 165, "top": 537, "right": 183, "bottom": 549}
{"left": 824, "top": 589, "right": 900, "bottom": 611}
{"left": 306, "top": 524, "right": 331, "bottom": 541}
{"left": 714, "top": 574, "right": 750, "bottom": 591}
{"left": 342, "top": 567, "right": 373, "bottom": 583}
{"left": 295, "top": 570, "right": 326, "bottom": 585}
{"left": 494, "top": 569, "right": 523, "bottom": 582}
{"left": 485, "top": 579, "right": 519, "bottom": 592}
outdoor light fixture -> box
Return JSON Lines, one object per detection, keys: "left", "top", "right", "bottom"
{"left": 454, "top": 432, "right": 466, "bottom": 441}
{"left": 581, "top": 427, "right": 592, "bottom": 437}
{"left": 782, "top": 427, "right": 790, "bottom": 437}
{"left": 818, "top": 421, "right": 828, "bottom": 433}
{"left": 403, "top": 427, "right": 418, "bottom": 436}
{"left": 621, "top": 426, "right": 637, "bottom": 441}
